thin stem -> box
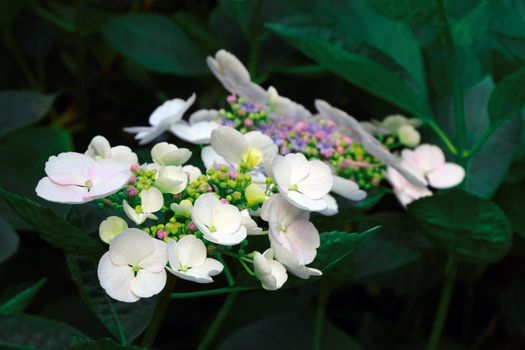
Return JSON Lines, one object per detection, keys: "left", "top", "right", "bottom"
{"left": 426, "top": 254, "right": 457, "bottom": 350}
{"left": 171, "top": 286, "right": 256, "bottom": 299}
{"left": 215, "top": 253, "right": 235, "bottom": 286}
{"left": 141, "top": 275, "right": 176, "bottom": 348}
{"left": 437, "top": 0, "right": 466, "bottom": 159}
{"left": 313, "top": 288, "right": 329, "bottom": 350}
{"left": 427, "top": 120, "right": 457, "bottom": 155}
{"left": 196, "top": 292, "right": 238, "bottom": 350}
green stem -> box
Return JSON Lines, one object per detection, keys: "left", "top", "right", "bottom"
{"left": 428, "top": 120, "right": 457, "bottom": 155}
{"left": 197, "top": 292, "right": 238, "bottom": 350}
{"left": 437, "top": 0, "right": 466, "bottom": 159}
{"left": 171, "top": 286, "right": 255, "bottom": 299}
{"left": 141, "top": 275, "right": 176, "bottom": 348}
{"left": 215, "top": 253, "right": 235, "bottom": 286}
{"left": 426, "top": 254, "right": 457, "bottom": 350}
{"left": 313, "top": 288, "right": 329, "bottom": 350}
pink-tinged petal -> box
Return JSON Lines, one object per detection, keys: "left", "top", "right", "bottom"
{"left": 271, "top": 242, "right": 322, "bottom": 280}
{"left": 172, "top": 235, "right": 206, "bottom": 268}
{"left": 129, "top": 269, "right": 167, "bottom": 298}
{"left": 167, "top": 257, "right": 223, "bottom": 283}
{"left": 98, "top": 253, "right": 139, "bottom": 303}
{"left": 88, "top": 159, "right": 131, "bottom": 199}
{"left": 413, "top": 144, "right": 446, "bottom": 173}
{"left": 283, "top": 220, "right": 320, "bottom": 265}
{"left": 297, "top": 160, "right": 333, "bottom": 199}
{"left": 427, "top": 163, "right": 465, "bottom": 189}
{"left": 109, "top": 229, "right": 154, "bottom": 266}
{"left": 204, "top": 225, "right": 247, "bottom": 246}
{"left": 139, "top": 239, "right": 167, "bottom": 273}
{"left": 285, "top": 191, "right": 328, "bottom": 212}
{"left": 35, "top": 177, "right": 88, "bottom": 204}
{"left": 210, "top": 126, "right": 248, "bottom": 164}
{"left": 45, "top": 152, "right": 94, "bottom": 185}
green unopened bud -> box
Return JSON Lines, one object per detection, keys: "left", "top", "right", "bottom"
{"left": 398, "top": 125, "right": 421, "bottom": 147}
{"left": 245, "top": 183, "right": 266, "bottom": 206}
{"left": 99, "top": 216, "right": 128, "bottom": 244}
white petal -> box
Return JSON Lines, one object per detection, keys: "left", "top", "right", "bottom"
{"left": 241, "top": 210, "right": 264, "bottom": 235}
{"left": 331, "top": 175, "right": 367, "bottom": 201}
{"left": 98, "top": 253, "right": 139, "bottom": 303}
{"left": 279, "top": 219, "right": 319, "bottom": 265}
{"left": 319, "top": 194, "right": 339, "bottom": 216}
{"left": 35, "top": 177, "right": 88, "bottom": 204}
{"left": 272, "top": 155, "right": 291, "bottom": 192}
{"left": 140, "top": 187, "right": 164, "bottom": 214}
{"left": 123, "top": 200, "right": 146, "bottom": 225}
{"left": 45, "top": 152, "right": 94, "bottom": 185}
{"left": 189, "top": 109, "right": 219, "bottom": 124}
{"left": 285, "top": 191, "right": 328, "bottom": 212}
{"left": 271, "top": 243, "right": 322, "bottom": 280}
{"left": 172, "top": 235, "right": 207, "bottom": 268}
{"left": 297, "top": 160, "right": 333, "bottom": 199}
{"left": 203, "top": 225, "right": 247, "bottom": 246}
{"left": 167, "top": 258, "right": 223, "bottom": 283}
{"left": 427, "top": 163, "right": 465, "bottom": 189}
{"left": 87, "top": 159, "right": 131, "bottom": 199}
{"left": 182, "top": 165, "right": 202, "bottom": 182}
{"left": 213, "top": 204, "right": 243, "bottom": 234}
{"left": 192, "top": 193, "right": 217, "bottom": 229}
{"left": 244, "top": 131, "right": 278, "bottom": 161}
{"left": 201, "top": 146, "right": 227, "bottom": 170}
{"left": 139, "top": 239, "right": 167, "bottom": 273}
{"left": 129, "top": 269, "right": 167, "bottom": 298}
{"left": 210, "top": 126, "right": 248, "bottom": 164}
{"left": 109, "top": 228, "right": 154, "bottom": 266}
{"left": 171, "top": 121, "right": 220, "bottom": 145}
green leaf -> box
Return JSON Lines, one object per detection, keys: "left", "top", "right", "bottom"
{"left": 408, "top": 189, "right": 512, "bottom": 264}
{"left": 173, "top": 11, "right": 223, "bottom": 52}
{"left": 465, "top": 115, "right": 522, "bottom": 198}
{"left": 0, "top": 91, "right": 55, "bottom": 137}
{"left": 494, "top": 182, "right": 525, "bottom": 239}
{"left": 218, "top": 313, "right": 363, "bottom": 350}
{"left": 0, "top": 278, "right": 46, "bottom": 316}
{"left": 0, "top": 215, "right": 18, "bottom": 264}
{"left": 267, "top": 23, "right": 433, "bottom": 121}
{"left": 71, "top": 337, "right": 146, "bottom": 350}
{"left": 488, "top": 66, "right": 525, "bottom": 125}
{"left": 67, "top": 255, "right": 157, "bottom": 344}
{"left": 313, "top": 226, "right": 381, "bottom": 276}
{"left": 102, "top": 13, "right": 208, "bottom": 75}
{"left": 0, "top": 314, "right": 85, "bottom": 350}
{"left": 366, "top": 0, "right": 437, "bottom": 25}
{"left": 0, "top": 186, "right": 104, "bottom": 259}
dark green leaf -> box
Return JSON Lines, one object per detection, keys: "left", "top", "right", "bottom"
{"left": 71, "top": 337, "right": 146, "bottom": 350}
{"left": 102, "top": 14, "right": 208, "bottom": 75}
{"left": 408, "top": 189, "right": 512, "bottom": 264}
{"left": 494, "top": 182, "right": 525, "bottom": 239}
{"left": 0, "top": 215, "right": 18, "bottom": 264}
{"left": 314, "top": 226, "right": 381, "bottom": 274}
{"left": 366, "top": 0, "right": 437, "bottom": 25}
{"left": 218, "top": 313, "right": 363, "bottom": 350}
{"left": 488, "top": 66, "right": 525, "bottom": 125}
{"left": 0, "top": 186, "right": 104, "bottom": 259}
{"left": 0, "top": 91, "right": 55, "bottom": 137}
{"left": 0, "top": 314, "right": 85, "bottom": 350}
{"left": 173, "top": 11, "right": 223, "bottom": 52}
{"left": 465, "top": 116, "right": 522, "bottom": 198}
{"left": 0, "top": 278, "right": 46, "bottom": 316}
{"left": 267, "top": 23, "right": 433, "bottom": 121}
{"left": 67, "top": 255, "right": 157, "bottom": 344}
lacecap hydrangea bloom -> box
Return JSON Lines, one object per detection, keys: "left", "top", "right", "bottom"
{"left": 36, "top": 129, "right": 345, "bottom": 302}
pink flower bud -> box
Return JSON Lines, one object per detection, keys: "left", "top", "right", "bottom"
{"left": 128, "top": 175, "right": 137, "bottom": 184}
{"left": 220, "top": 198, "right": 229, "bottom": 204}
{"left": 207, "top": 185, "right": 213, "bottom": 192}
{"left": 243, "top": 119, "right": 253, "bottom": 127}
{"left": 228, "top": 171, "right": 237, "bottom": 179}
{"left": 227, "top": 95, "right": 237, "bottom": 104}
{"left": 188, "top": 222, "right": 197, "bottom": 231}
{"left": 130, "top": 164, "right": 139, "bottom": 172}
{"left": 372, "top": 178, "right": 381, "bottom": 185}
{"left": 239, "top": 108, "right": 246, "bottom": 116}
{"left": 157, "top": 230, "right": 167, "bottom": 239}
{"left": 254, "top": 103, "right": 261, "bottom": 110}
{"left": 127, "top": 187, "right": 138, "bottom": 197}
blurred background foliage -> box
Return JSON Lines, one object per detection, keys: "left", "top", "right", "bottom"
{"left": 0, "top": 0, "right": 524, "bottom": 349}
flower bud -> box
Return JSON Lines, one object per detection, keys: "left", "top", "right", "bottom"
{"left": 99, "top": 216, "right": 128, "bottom": 244}
{"left": 170, "top": 199, "right": 192, "bottom": 217}
{"left": 398, "top": 125, "right": 421, "bottom": 147}
{"left": 155, "top": 166, "right": 188, "bottom": 194}
{"left": 245, "top": 183, "right": 266, "bottom": 206}
{"left": 151, "top": 142, "right": 191, "bottom": 166}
